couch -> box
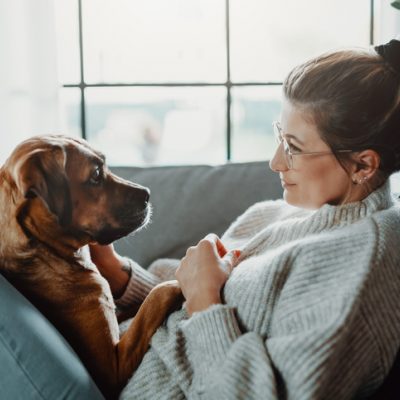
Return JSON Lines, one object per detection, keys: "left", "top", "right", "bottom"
{"left": 0, "top": 161, "right": 398, "bottom": 399}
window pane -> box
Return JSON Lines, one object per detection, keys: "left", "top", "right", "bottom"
{"left": 230, "top": 0, "right": 371, "bottom": 82}
{"left": 54, "top": 0, "right": 80, "bottom": 83}
{"left": 82, "top": 0, "right": 226, "bottom": 83}
{"left": 85, "top": 87, "right": 226, "bottom": 166}
{"left": 375, "top": 0, "right": 400, "bottom": 43}
{"left": 231, "top": 86, "right": 282, "bottom": 162}
{"left": 58, "top": 88, "right": 81, "bottom": 137}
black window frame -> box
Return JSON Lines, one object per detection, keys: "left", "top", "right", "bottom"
{"left": 63, "top": 0, "right": 376, "bottom": 162}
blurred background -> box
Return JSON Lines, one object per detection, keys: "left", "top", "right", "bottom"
{"left": 0, "top": 0, "right": 399, "bottom": 182}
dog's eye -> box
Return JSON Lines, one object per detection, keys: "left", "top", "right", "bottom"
{"left": 89, "top": 166, "right": 102, "bottom": 185}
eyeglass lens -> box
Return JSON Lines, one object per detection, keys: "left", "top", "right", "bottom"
{"left": 273, "top": 122, "right": 292, "bottom": 169}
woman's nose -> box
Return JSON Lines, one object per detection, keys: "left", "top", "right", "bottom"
{"left": 269, "top": 143, "right": 289, "bottom": 172}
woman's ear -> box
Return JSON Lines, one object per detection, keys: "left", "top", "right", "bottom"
{"left": 352, "top": 149, "right": 381, "bottom": 179}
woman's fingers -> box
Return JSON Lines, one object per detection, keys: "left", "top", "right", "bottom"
{"left": 216, "top": 239, "right": 228, "bottom": 257}
{"left": 222, "top": 249, "right": 242, "bottom": 272}
{"left": 175, "top": 236, "right": 242, "bottom": 316}
{"left": 202, "top": 233, "right": 227, "bottom": 257}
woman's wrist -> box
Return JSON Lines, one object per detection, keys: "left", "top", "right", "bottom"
{"left": 185, "top": 290, "right": 222, "bottom": 316}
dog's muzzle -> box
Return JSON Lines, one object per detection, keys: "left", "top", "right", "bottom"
{"left": 93, "top": 204, "right": 151, "bottom": 245}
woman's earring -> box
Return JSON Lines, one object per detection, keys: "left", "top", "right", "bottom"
{"left": 358, "top": 176, "right": 368, "bottom": 185}
{"left": 352, "top": 175, "right": 368, "bottom": 184}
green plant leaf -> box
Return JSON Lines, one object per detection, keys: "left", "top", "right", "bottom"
{"left": 391, "top": 0, "right": 400, "bottom": 10}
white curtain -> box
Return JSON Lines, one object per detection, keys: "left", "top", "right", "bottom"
{"left": 0, "top": 0, "right": 59, "bottom": 165}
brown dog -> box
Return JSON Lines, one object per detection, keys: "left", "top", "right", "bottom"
{"left": 0, "top": 135, "right": 183, "bottom": 399}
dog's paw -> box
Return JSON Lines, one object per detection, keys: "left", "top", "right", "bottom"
{"left": 151, "top": 279, "right": 181, "bottom": 297}
{"left": 148, "top": 280, "right": 183, "bottom": 311}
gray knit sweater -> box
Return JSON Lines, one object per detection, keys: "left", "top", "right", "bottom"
{"left": 116, "top": 181, "right": 400, "bottom": 400}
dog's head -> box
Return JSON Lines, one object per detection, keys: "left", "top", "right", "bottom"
{"left": 1, "top": 134, "right": 151, "bottom": 253}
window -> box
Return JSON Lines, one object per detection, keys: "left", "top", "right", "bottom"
{"left": 55, "top": 0, "right": 375, "bottom": 166}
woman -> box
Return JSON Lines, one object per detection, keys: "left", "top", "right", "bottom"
{"left": 90, "top": 39, "right": 400, "bottom": 399}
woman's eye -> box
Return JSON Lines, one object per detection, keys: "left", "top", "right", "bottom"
{"left": 288, "top": 143, "right": 301, "bottom": 153}
{"left": 89, "top": 166, "right": 102, "bottom": 185}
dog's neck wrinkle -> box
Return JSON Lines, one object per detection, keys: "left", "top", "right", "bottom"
{"left": 30, "top": 234, "right": 77, "bottom": 263}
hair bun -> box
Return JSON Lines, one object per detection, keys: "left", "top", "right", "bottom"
{"left": 375, "top": 39, "right": 400, "bottom": 74}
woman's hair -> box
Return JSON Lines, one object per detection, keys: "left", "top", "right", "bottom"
{"left": 283, "top": 39, "right": 400, "bottom": 179}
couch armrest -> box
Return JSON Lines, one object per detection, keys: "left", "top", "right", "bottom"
{"left": 0, "top": 273, "right": 104, "bottom": 400}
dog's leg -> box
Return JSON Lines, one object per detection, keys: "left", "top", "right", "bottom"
{"left": 116, "top": 280, "right": 184, "bottom": 387}
{"left": 118, "top": 281, "right": 183, "bottom": 386}
{"left": 68, "top": 279, "right": 183, "bottom": 399}
{"left": 116, "top": 304, "right": 140, "bottom": 324}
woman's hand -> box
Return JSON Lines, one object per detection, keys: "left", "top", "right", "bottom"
{"left": 175, "top": 234, "right": 241, "bottom": 316}
{"left": 89, "top": 243, "right": 129, "bottom": 298}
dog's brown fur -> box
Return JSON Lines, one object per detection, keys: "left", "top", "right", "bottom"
{"left": 0, "top": 135, "right": 183, "bottom": 399}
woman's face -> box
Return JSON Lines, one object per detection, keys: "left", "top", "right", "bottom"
{"left": 269, "top": 100, "right": 352, "bottom": 209}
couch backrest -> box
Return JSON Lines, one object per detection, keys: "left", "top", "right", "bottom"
{"left": 112, "top": 161, "right": 282, "bottom": 267}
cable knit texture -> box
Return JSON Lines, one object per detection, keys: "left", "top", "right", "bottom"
{"left": 119, "top": 181, "right": 400, "bottom": 400}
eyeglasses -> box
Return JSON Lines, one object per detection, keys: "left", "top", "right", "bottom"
{"left": 272, "top": 121, "right": 353, "bottom": 169}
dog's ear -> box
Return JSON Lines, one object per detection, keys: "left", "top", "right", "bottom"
{"left": 15, "top": 147, "right": 72, "bottom": 227}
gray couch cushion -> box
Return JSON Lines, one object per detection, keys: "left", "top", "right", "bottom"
{"left": 0, "top": 273, "right": 104, "bottom": 400}
{"left": 112, "top": 162, "right": 282, "bottom": 267}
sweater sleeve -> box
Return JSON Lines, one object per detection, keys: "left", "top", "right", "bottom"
{"left": 114, "top": 257, "right": 162, "bottom": 308}
{"left": 180, "top": 301, "right": 382, "bottom": 400}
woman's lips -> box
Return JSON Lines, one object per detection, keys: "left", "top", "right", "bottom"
{"left": 281, "top": 179, "right": 295, "bottom": 188}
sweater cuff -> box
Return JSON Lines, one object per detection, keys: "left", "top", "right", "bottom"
{"left": 180, "top": 304, "right": 242, "bottom": 373}
{"left": 114, "top": 257, "right": 162, "bottom": 308}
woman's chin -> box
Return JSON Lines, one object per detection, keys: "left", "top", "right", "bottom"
{"left": 284, "top": 188, "right": 305, "bottom": 207}
{"left": 284, "top": 191, "right": 322, "bottom": 210}
{"left": 283, "top": 190, "right": 296, "bottom": 206}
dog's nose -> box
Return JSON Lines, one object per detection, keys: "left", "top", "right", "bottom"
{"left": 143, "top": 187, "right": 150, "bottom": 203}
{"left": 133, "top": 186, "right": 150, "bottom": 204}
{"left": 128, "top": 184, "right": 150, "bottom": 205}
